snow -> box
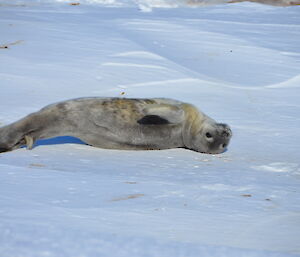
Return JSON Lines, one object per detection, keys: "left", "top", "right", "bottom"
{"left": 0, "top": 1, "right": 300, "bottom": 256}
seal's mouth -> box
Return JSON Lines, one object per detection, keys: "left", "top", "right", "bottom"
{"left": 200, "top": 142, "right": 230, "bottom": 154}
{"left": 201, "top": 149, "right": 226, "bottom": 155}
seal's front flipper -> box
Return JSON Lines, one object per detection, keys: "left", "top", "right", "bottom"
{"left": 141, "top": 104, "right": 184, "bottom": 124}
{"left": 137, "top": 115, "right": 169, "bottom": 125}
{"left": 25, "top": 135, "right": 34, "bottom": 150}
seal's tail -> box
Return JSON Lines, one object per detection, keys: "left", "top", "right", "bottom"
{"left": 0, "top": 124, "right": 25, "bottom": 152}
{"left": 0, "top": 114, "right": 39, "bottom": 152}
{"left": 0, "top": 144, "right": 9, "bottom": 153}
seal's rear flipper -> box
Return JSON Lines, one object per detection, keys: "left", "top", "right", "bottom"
{"left": 25, "top": 135, "right": 34, "bottom": 150}
{"left": 0, "top": 146, "right": 10, "bottom": 153}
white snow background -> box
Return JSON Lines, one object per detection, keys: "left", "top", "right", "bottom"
{"left": 0, "top": 1, "right": 300, "bottom": 256}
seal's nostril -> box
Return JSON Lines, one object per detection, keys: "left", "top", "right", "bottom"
{"left": 222, "top": 131, "right": 229, "bottom": 138}
{"left": 222, "top": 128, "right": 232, "bottom": 138}
{"left": 222, "top": 143, "right": 227, "bottom": 148}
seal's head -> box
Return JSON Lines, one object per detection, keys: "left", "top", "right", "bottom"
{"left": 191, "top": 122, "right": 232, "bottom": 154}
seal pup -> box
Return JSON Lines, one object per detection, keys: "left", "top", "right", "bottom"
{"left": 0, "top": 97, "right": 232, "bottom": 154}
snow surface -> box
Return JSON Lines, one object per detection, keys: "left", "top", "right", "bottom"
{"left": 1, "top": 1, "right": 300, "bottom": 257}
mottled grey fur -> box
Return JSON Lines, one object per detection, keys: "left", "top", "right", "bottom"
{"left": 0, "top": 97, "right": 232, "bottom": 154}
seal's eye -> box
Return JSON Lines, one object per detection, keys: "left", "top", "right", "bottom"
{"left": 222, "top": 143, "right": 227, "bottom": 148}
{"left": 206, "top": 132, "right": 212, "bottom": 139}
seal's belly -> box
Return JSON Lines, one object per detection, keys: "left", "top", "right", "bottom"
{"left": 73, "top": 98, "right": 183, "bottom": 149}
{"left": 113, "top": 124, "right": 183, "bottom": 150}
